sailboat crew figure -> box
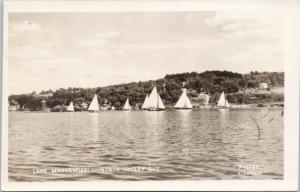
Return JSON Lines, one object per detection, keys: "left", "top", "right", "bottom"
{"left": 123, "top": 98, "right": 132, "bottom": 110}
{"left": 66, "top": 101, "right": 75, "bottom": 112}
{"left": 143, "top": 86, "right": 165, "bottom": 111}
{"left": 217, "top": 91, "right": 230, "bottom": 109}
{"left": 88, "top": 94, "right": 100, "bottom": 112}
{"left": 174, "top": 88, "right": 193, "bottom": 110}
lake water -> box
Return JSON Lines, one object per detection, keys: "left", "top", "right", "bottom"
{"left": 8, "top": 109, "right": 283, "bottom": 181}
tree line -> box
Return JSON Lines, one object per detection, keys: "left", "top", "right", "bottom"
{"left": 9, "top": 70, "right": 284, "bottom": 111}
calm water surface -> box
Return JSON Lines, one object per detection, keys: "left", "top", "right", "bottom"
{"left": 9, "top": 109, "right": 283, "bottom": 181}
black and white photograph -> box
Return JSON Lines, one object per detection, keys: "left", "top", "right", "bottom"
{"left": 1, "top": 1, "right": 299, "bottom": 191}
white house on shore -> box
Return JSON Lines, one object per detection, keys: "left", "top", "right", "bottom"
{"left": 259, "top": 83, "right": 268, "bottom": 89}
{"left": 190, "top": 93, "right": 210, "bottom": 107}
{"left": 8, "top": 100, "right": 20, "bottom": 111}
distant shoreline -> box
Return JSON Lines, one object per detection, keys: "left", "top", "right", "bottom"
{"left": 8, "top": 106, "right": 284, "bottom": 113}
{"left": 8, "top": 71, "right": 284, "bottom": 112}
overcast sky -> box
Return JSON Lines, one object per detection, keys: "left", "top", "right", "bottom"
{"left": 8, "top": 11, "right": 283, "bottom": 94}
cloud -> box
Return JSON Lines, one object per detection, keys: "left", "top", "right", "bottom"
{"left": 123, "top": 39, "right": 222, "bottom": 52}
{"left": 203, "top": 11, "right": 284, "bottom": 72}
{"left": 205, "top": 11, "right": 283, "bottom": 40}
{"left": 80, "top": 38, "right": 107, "bottom": 47}
{"left": 8, "top": 43, "right": 54, "bottom": 59}
{"left": 116, "top": 49, "right": 127, "bottom": 57}
{"left": 10, "top": 21, "right": 42, "bottom": 32}
{"left": 185, "top": 13, "right": 193, "bottom": 20}
{"left": 80, "top": 30, "right": 127, "bottom": 57}
{"left": 220, "top": 45, "right": 283, "bottom": 72}
{"left": 8, "top": 57, "right": 94, "bottom": 94}
{"left": 95, "top": 31, "right": 120, "bottom": 39}
{"left": 205, "top": 11, "right": 280, "bottom": 26}
{"left": 217, "top": 36, "right": 284, "bottom": 72}
{"left": 89, "top": 49, "right": 127, "bottom": 57}
{"left": 80, "top": 31, "right": 120, "bottom": 48}
{"left": 8, "top": 12, "right": 285, "bottom": 95}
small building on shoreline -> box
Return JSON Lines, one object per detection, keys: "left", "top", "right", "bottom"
{"left": 259, "top": 83, "right": 268, "bottom": 89}
{"left": 8, "top": 100, "right": 20, "bottom": 111}
{"left": 190, "top": 93, "right": 210, "bottom": 108}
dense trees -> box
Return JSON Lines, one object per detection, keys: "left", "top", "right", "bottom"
{"left": 8, "top": 93, "right": 42, "bottom": 111}
{"left": 9, "top": 71, "right": 284, "bottom": 110}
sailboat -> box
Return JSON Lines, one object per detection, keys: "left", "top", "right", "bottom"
{"left": 66, "top": 101, "right": 75, "bottom": 112}
{"left": 174, "top": 88, "right": 193, "bottom": 110}
{"left": 142, "top": 94, "right": 149, "bottom": 109}
{"left": 88, "top": 94, "right": 99, "bottom": 112}
{"left": 217, "top": 91, "right": 230, "bottom": 109}
{"left": 123, "top": 98, "right": 132, "bottom": 110}
{"left": 205, "top": 95, "right": 210, "bottom": 106}
{"left": 143, "top": 86, "right": 165, "bottom": 111}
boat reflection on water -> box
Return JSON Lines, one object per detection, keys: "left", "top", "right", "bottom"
{"left": 176, "top": 109, "right": 192, "bottom": 123}
{"left": 88, "top": 112, "right": 99, "bottom": 131}
{"left": 218, "top": 108, "right": 228, "bottom": 125}
{"left": 143, "top": 109, "right": 165, "bottom": 122}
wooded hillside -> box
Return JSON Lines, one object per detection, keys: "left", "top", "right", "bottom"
{"left": 9, "top": 71, "right": 284, "bottom": 110}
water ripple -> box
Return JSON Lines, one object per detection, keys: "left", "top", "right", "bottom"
{"left": 9, "top": 109, "right": 283, "bottom": 181}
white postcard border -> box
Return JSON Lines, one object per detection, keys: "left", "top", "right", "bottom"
{"left": 1, "top": 0, "right": 299, "bottom": 191}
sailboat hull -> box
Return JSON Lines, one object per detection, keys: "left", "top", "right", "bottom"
{"left": 175, "top": 107, "right": 193, "bottom": 110}
{"left": 144, "top": 108, "right": 165, "bottom": 111}
{"left": 216, "top": 107, "right": 230, "bottom": 110}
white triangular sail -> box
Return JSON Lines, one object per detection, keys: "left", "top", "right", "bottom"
{"left": 144, "top": 86, "right": 165, "bottom": 110}
{"left": 217, "top": 91, "right": 230, "bottom": 108}
{"left": 123, "top": 98, "right": 131, "bottom": 110}
{"left": 217, "top": 92, "right": 226, "bottom": 107}
{"left": 88, "top": 94, "right": 99, "bottom": 111}
{"left": 147, "top": 86, "right": 158, "bottom": 108}
{"left": 225, "top": 99, "right": 230, "bottom": 108}
{"left": 142, "top": 94, "right": 149, "bottom": 109}
{"left": 66, "top": 101, "right": 75, "bottom": 112}
{"left": 205, "top": 95, "right": 210, "bottom": 106}
{"left": 175, "top": 89, "right": 193, "bottom": 109}
{"left": 157, "top": 94, "right": 166, "bottom": 109}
